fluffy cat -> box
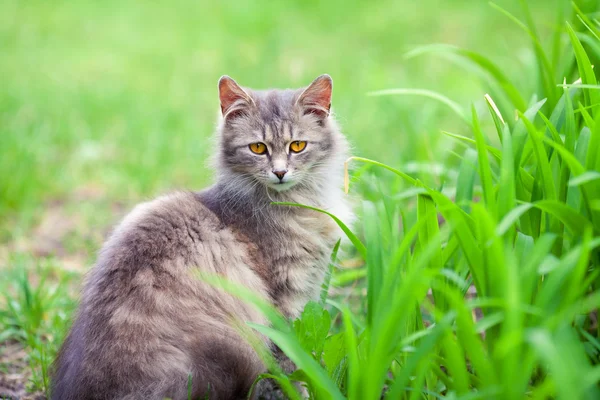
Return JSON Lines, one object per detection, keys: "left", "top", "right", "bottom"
{"left": 51, "top": 74, "right": 352, "bottom": 400}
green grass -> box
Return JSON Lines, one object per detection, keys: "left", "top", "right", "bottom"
{"left": 2, "top": 0, "right": 600, "bottom": 398}
{"left": 0, "top": 255, "right": 76, "bottom": 395}
{"left": 211, "top": 2, "right": 600, "bottom": 399}
{"left": 0, "top": 0, "right": 555, "bottom": 232}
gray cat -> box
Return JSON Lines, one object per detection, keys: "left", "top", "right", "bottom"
{"left": 51, "top": 74, "right": 352, "bottom": 400}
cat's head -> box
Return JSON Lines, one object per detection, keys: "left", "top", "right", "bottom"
{"left": 215, "top": 75, "right": 346, "bottom": 194}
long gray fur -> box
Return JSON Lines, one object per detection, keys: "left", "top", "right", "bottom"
{"left": 51, "top": 75, "right": 352, "bottom": 400}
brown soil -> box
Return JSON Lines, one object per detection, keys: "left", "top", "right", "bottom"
{"left": 0, "top": 342, "right": 45, "bottom": 400}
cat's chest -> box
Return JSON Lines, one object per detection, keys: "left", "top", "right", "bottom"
{"left": 256, "top": 208, "right": 346, "bottom": 317}
{"left": 220, "top": 192, "right": 351, "bottom": 317}
{"left": 259, "top": 211, "right": 337, "bottom": 267}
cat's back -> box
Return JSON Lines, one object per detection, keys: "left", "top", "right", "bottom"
{"left": 98, "top": 191, "right": 219, "bottom": 272}
{"left": 94, "top": 190, "right": 266, "bottom": 279}
{"left": 52, "top": 191, "right": 268, "bottom": 400}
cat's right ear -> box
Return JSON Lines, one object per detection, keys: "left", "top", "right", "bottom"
{"left": 218, "top": 76, "right": 253, "bottom": 121}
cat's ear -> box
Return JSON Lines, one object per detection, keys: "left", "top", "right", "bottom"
{"left": 218, "top": 76, "right": 253, "bottom": 120}
{"left": 297, "top": 74, "right": 332, "bottom": 122}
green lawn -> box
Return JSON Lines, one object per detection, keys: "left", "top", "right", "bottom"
{"left": 0, "top": 0, "right": 551, "bottom": 231}
{"left": 2, "top": 0, "right": 600, "bottom": 399}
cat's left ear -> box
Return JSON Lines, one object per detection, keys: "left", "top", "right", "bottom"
{"left": 297, "top": 74, "right": 332, "bottom": 122}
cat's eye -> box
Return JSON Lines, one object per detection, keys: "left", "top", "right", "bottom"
{"left": 249, "top": 142, "right": 267, "bottom": 154}
{"left": 289, "top": 141, "right": 307, "bottom": 153}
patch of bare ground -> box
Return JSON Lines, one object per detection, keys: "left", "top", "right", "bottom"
{"left": 0, "top": 185, "right": 128, "bottom": 399}
{"left": 0, "top": 342, "right": 45, "bottom": 400}
{"left": 2, "top": 184, "right": 127, "bottom": 271}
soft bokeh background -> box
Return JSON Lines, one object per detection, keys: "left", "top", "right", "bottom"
{"left": 2, "top": 0, "right": 592, "bottom": 396}
{"left": 1, "top": 0, "right": 556, "bottom": 252}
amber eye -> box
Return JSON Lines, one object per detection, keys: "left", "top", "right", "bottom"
{"left": 289, "top": 141, "right": 307, "bottom": 153}
{"left": 249, "top": 142, "right": 267, "bottom": 154}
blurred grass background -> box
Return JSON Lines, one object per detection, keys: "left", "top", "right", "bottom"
{"left": 0, "top": 0, "right": 555, "bottom": 243}
{"left": 0, "top": 0, "right": 583, "bottom": 395}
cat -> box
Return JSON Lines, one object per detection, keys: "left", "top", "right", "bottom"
{"left": 51, "top": 74, "right": 352, "bottom": 400}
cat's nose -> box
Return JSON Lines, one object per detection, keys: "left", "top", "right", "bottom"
{"left": 273, "top": 170, "right": 287, "bottom": 181}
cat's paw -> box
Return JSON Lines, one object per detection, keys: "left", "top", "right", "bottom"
{"left": 252, "top": 378, "right": 287, "bottom": 400}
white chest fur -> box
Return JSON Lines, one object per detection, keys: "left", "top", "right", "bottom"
{"left": 265, "top": 189, "right": 352, "bottom": 317}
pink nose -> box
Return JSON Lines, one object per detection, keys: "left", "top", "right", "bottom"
{"left": 273, "top": 170, "right": 287, "bottom": 180}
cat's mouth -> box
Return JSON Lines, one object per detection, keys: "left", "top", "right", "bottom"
{"left": 268, "top": 181, "right": 296, "bottom": 192}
